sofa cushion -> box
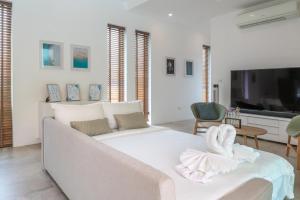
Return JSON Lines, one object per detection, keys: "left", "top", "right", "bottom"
{"left": 70, "top": 118, "right": 112, "bottom": 136}
{"left": 102, "top": 101, "right": 143, "bottom": 129}
{"left": 51, "top": 102, "right": 104, "bottom": 126}
{"left": 196, "top": 103, "right": 219, "bottom": 120}
{"left": 114, "top": 112, "right": 149, "bottom": 130}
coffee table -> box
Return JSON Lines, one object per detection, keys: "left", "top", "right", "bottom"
{"left": 195, "top": 122, "right": 267, "bottom": 149}
{"left": 235, "top": 126, "right": 267, "bottom": 149}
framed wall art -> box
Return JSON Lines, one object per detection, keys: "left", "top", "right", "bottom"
{"left": 71, "top": 45, "right": 90, "bottom": 70}
{"left": 185, "top": 60, "right": 194, "bottom": 77}
{"left": 40, "top": 41, "right": 63, "bottom": 69}
{"left": 89, "top": 84, "right": 101, "bottom": 101}
{"left": 46, "top": 84, "right": 61, "bottom": 102}
{"left": 166, "top": 57, "right": 175, "bottom": 76}
{"left": 66, "top": 84, "right": 80, "bottom": 101}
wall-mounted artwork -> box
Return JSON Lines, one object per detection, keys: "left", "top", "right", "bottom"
{"left": 185, "top": 60, "right": 194, "bottom": 77}
{"left": 71, "top": 45, "right": 90, "bottom": 70}
{"left": 66, "top": 84, "right": 80, "bottom": 101}
{"left": 89, "top": 84, "right": 102, "bottom": 101}
{"left": 166, "top": 57, "right": 175, "bottom": 76}
{"left": 40, "top": 41, "right": 63, "bottom": 69}
{"left": 47, "top": 84, "right": 61, "bottom": 102}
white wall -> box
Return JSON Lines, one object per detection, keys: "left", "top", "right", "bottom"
{"left": 210, "top": 11, "right": 300, "bottom": 108}
{"left": 12, "top": 0, "right": 208, "bottom": 147}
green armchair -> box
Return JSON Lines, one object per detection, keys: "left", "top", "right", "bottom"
{"left": 191, "top": 102, "right": 227, "bottom": 135}
{"left": 286, "top": 115, "right": 300, "bottom": 170}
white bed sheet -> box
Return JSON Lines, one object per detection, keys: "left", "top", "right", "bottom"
{"left": 93, "top": 128, "right": 295, "bottom": 200}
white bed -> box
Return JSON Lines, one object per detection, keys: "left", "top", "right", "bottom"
{"left": 93, "top": 127, "right": 295, "bottom": 200}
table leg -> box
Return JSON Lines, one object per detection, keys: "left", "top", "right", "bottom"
{"left": 286, "top": 136, "right": 291, "bottom": 157}
{"left": 243, "top": 135, "right": 247, "bottom": 145}
{"left": 297, "top": 137, "right": 300, "bottom": 170}
{"left": 254, "top": 136, "right": 259, "bottom": 149}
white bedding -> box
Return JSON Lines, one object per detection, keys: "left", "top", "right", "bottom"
{"left": 93, "top": 127, "right": 295, "bottom": 200}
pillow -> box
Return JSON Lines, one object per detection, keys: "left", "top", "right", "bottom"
{"left": 196, "top": 103, "right": 219, "bottom": 120}
{"left": 114, "top": 112, "right": 149, "bottom": 131}
{"left": 51, "top": 102, "right": 104, "bottom": 126}
{"left": 70, "top": 118, "right": 112, "bottom": 136}
{"left": 102, "top": 101, "right": 143, "bottom": 129}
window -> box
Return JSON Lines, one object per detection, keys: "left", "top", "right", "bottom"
{"left": 202, "top": 45, "right": 211, "bottom": 102}
{"left": 107, "top": 24, "right": 126, "bottom": 102}
{"left": 135, "top": 30, "right": 150, "bottom": 118}
{"left": 0, "top": 1, "right": 12, "bottom": 148}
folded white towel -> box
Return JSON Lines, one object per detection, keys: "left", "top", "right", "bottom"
{"left": 176, "top": 125, "right": 260, "bottom": 183}
{"left": 176, "top": 149, "right": 239, "bottom": 183}
{"left": 233, "top": 143, "right": 260, "bottom": 163}
{"left": 206, "top": 124, "right": 260, "bottom": 163}
{"left": 206, "top": 124, "right": 236, "bottom": 158}
{"left": 218, "top": 124, "right": 237, "bottom": 157}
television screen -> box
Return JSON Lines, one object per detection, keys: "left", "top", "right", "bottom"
{"left": 231, "top": 68, "right": 300, "bottom": 114}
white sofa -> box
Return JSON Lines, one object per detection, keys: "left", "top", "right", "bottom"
{"left": 42, "top": 117, "right": 273, "bottom": 200}
{"left": 42, "top": 118, "right": 175, "bottom": 200}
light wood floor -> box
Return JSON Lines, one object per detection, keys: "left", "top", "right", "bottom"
{"left": 0, "top": 119, "right": 299, "bottom": 200}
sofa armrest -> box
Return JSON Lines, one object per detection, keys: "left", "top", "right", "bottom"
{"left": 220, "top": 178, "right": 273, "bottom": 200}
{"left": 43, "top": 118, "right": 175, "bottom": 200}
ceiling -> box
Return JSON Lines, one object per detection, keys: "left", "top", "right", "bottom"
{"left": 123, "top": 0, "right": 274, "bottom": 31}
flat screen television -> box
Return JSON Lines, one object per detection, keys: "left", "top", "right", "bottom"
{"left": 231, "top": 67, "right": 300, "bottom": 118}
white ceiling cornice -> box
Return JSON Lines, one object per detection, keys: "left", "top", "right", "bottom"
{"left": 124, "top": 0, "right": 150, "bottom": 10}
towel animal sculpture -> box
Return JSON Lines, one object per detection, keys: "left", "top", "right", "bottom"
{"left": 176, "top": 124, "right": 260, "bottom": 183}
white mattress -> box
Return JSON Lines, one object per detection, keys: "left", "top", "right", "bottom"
{"left": 94, "top": 127, "right": 295, "bottom": 200}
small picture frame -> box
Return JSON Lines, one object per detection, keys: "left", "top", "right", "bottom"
{"left": 71, "top": 45, "right": 90, "bottom": 71}
{"left": 185, "top": 60, "right": 194, "bottom": 77}
{"left": 40, "top": 41, "right": 63, "bottom": 69}
{"left": 89, "top": 84, "right": 101, "bottom": 101}
{"left": 66, "top": 84, "right": 80, "bottom": 101}
{"left": 47, "top": 84, "right": 61, "bottom": 102}
{"left": 166, "top": 57, "right": 175, "bottom": 76}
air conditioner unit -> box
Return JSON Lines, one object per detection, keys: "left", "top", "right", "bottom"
{"left": 236, "top": 0, "right": 300, "bottom": 28}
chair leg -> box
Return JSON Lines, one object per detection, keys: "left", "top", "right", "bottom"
{"left": 286, "top": 136, "right": 291, "bottom": 157}
{"left": 193, "top": 120, "right": 198, "bottom": 135}
{"left": 297, "top": 137, "right": 300, "bottom": 170}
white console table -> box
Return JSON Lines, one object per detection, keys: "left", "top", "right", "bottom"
{"left": 239, "top": 113, "right": 298, "bottom": 145}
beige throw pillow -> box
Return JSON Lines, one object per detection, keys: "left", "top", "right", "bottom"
{"left": 114, "top": 112, "right": 149, "bottom": 131}
{"left": 70, "top": 118, "right": 112, "bottom": 136}
{"left": 102, "top": 101, "right": 143, "bottom": 129}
